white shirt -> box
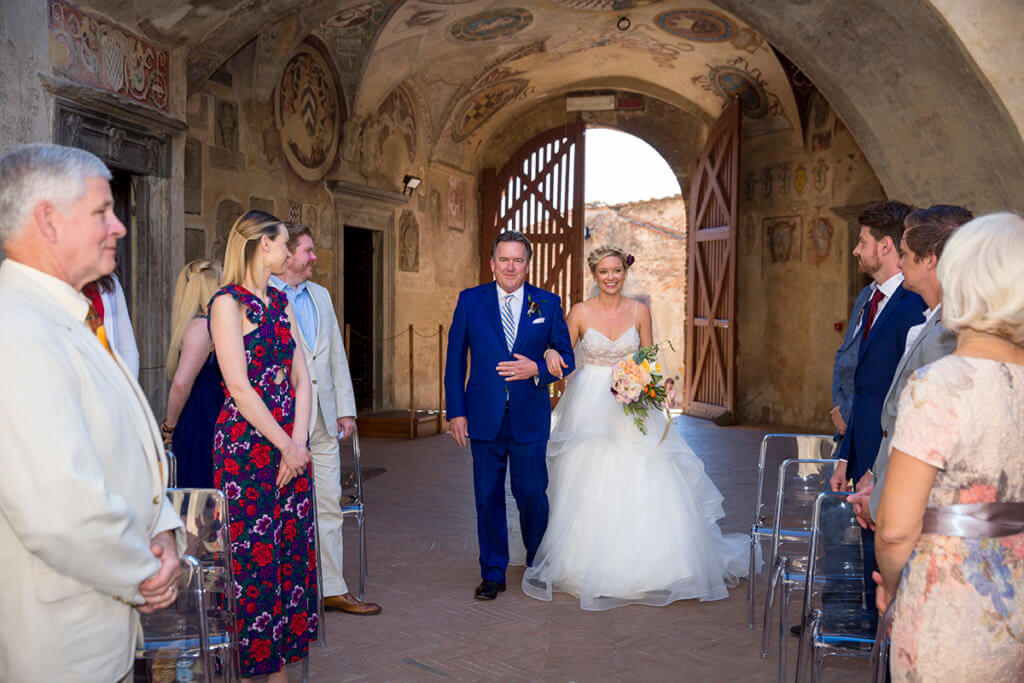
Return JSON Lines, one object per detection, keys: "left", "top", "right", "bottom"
{"left": 853, "top": 272, "right": 904, "bottom": 336}
{"left": 904, "top": 303, "right": 940, "bottom": 353}
{"left": 99, "top": 274, "right": 140, "bottom": 379}
{"left": 496, "top": 283, "right": 524, "bottom": 343}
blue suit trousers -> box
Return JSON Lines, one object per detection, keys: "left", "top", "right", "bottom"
{"left": 470, "top": 408, "right": 549, "bottom": 582}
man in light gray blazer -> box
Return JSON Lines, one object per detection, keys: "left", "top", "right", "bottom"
{"left": 848, "top": 205, "right": 972, "bottom": 524}
{"left": 271, "top": 223, "right": 381, "bottom": 615}
{"left": 831, "top": 284, "right": 874, "bottom": 445}
{"left": 0, "top": 144, "right": 183, "bottom": 681}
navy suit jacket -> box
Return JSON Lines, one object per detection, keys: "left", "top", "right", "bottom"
{"left": 832, "top": 284, "right": 873, "bottom": 429}
{"left": 444, "top": 282, "right": 575, "bottom": 444}
{"left": 836, "top": 283, "right": 925, "bottom": 482}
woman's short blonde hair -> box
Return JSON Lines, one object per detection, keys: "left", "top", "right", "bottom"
{"left": 939, "top": 211, "right": 1024, "bottom": 345}
{"left": 587, "top": 245, "right": 630, "bottom": 274}
{"left": 221, "top": 210, "right": 284, "bottom": 287}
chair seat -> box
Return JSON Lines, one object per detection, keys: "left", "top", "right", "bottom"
{"left": 137, "top": 632, "right": 233, "bottom": 654}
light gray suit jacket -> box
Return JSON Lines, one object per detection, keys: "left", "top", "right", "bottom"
{"left": 868, "top": 307, "right": 957, "bottom": 518}
{"left": 0, "top": 260, "right": 183, "bottom": 682}
{"left": 272, "top": 279, "right": 357, "bottom": 438}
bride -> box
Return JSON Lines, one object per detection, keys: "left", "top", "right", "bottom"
{"left": 522, "top": 246, "right": 750, "bottom": 611}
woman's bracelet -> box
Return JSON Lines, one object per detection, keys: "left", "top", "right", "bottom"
{"left": 160, "top": 421, "right": 175, "bottom": 434}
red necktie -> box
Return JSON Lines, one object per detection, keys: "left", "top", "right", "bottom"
{"left": 862, "top": 289, "right": 886, "bottom": 341}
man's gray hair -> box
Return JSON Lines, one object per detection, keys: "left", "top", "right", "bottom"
{"left": 490, "top": 230, "right": 533, "bottom": 261}
{"left": 0, "top": 143, "right": 112, "bottom": 244}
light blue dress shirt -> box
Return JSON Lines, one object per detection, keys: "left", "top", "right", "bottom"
{"left": 269, "top": 275, "right": 318, "bottom": 348}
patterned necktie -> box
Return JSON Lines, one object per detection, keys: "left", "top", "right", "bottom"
{"left": 501, "top": 293, "right": 517, "bottom": 352}
{"left": 862, "top": 288, "right": 886, "bottom": 342}
{"left": 86, "top": 303, "right": 114, "bottom": 356}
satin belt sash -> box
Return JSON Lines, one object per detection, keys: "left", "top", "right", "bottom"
{"left": 870, "top": 502, "right": 1024, "bottom": 681}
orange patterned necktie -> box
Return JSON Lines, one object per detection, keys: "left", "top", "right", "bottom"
{"left": 85, "top": 303, "right": 114, "bottom": 355}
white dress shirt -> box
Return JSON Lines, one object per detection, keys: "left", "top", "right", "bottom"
{"left": 99, "top": 274, "right": 140, "bottom": 378}
{"left": 496, "top": 283, "right": 524, "bottom": 344}
{"left": 853, "top": 272, "right": 904, "bottom": 336}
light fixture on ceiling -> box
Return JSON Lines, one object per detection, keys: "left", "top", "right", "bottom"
{"left": 402, "top": 174, "right": 422, "bottom": 196}
{"left": 616, "top": 16, "right": 630, "bottom": 31}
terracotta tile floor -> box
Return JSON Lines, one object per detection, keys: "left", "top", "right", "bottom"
{"left": 301, "top": 417, "right": 868, "bottom": 682}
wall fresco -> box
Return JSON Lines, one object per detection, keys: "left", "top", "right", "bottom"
{"left": 48, "top": 0, "right": 169, "bottom": 111}
{"left": 654, "top": 9, "right": 735, "bottom": 42}
{"left": 274, "top": 44, "right": 342, "bottom": 182}
{"left": 450, "top": 79, "right": 528, "bottom": 142}
{"left": 449, "top": 8, "right": 533, "bottom": 43}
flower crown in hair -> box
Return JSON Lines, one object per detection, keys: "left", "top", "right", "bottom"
{"left": 625, "top": 253, "right": 635, "bottom": 266}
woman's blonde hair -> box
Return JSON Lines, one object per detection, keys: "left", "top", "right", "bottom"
{"left": 587, "top": 245, "right": 631, "bottom": 274}
{"left": 166, "top": 259, "right": 222, "bottom": 378}
{"left": 221, "top": 210, "right": 284, "bottom": 287}
{"left": 939, "top": 212, "right": 1024, "bottom": 345}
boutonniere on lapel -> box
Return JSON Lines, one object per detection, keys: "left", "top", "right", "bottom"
{"left": 526, "top": 296, "right": 541, "bottom": 318}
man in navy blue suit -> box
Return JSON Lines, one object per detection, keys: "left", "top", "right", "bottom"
{"left": 830, "top": 201, "right": 925, "bottom": 624}
{"left": 445, "top": 231, "right": 575, "bottom": 600}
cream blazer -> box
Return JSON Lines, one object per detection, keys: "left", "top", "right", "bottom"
{"left": 273, "top": 279, "right": 357, "bottom": 437}
{"left": 0, "top": 260, "right": 183, "bottom": 683}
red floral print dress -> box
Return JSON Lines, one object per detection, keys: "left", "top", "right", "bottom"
{"left": 210, "top": 285, "right": 318, "bottom": 676}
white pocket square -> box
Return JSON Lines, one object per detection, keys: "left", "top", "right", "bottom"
{"left": 532, "top": 317, "right": 546, "bottom": 324}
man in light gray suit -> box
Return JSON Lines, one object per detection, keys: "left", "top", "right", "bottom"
{"left": 848, "top": 205, "right": 972, "bottom": 525}
{"left": 831, "top": 284, "right": 874, "bottom": 445}
{"left": 271, "top": 223, "right": 381, "bottom": 615}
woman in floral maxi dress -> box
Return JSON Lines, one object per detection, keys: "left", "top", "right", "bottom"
{"left": 210, "top": 210, "right": 317, "bottom": 681}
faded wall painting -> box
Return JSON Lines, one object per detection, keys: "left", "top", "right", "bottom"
{"left": 450, "top": 79, "right": 528, "bottom": 142}
{"left": 448, "top": 176, "right": 466, "bottom": 230}
{"left": 399, "top": 210, "right": 419, "bottom": 272}
{"left": 274, "top": 43, "right": 343, "bottom": 181}
{"left": 655, "top": 9, "right": 734, "bottom": 42}
{"left": 48, "top": 0, "right": 169, "bottom": 110}
{"left": 449, "top": 8, "right": 533, "bottom": 42}
{"left": 764, "top": 215, "right": 802, "bottom": 264}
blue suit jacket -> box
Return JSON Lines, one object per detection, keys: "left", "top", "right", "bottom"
{"left": 836, "top": 283, "right": 925, "bottom": 481}
{"left": 444, "top": 282, "right": 575, "bottom": 443}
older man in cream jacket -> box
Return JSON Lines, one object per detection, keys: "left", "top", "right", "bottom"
{"left": 0, "top": 144, "right": 183, "bottom": 682}
{"left": 270, "top": 223, "right": 381, "bottom": 615}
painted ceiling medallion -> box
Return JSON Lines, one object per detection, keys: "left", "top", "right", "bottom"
{"left": 451, "top": 79, "right": 528, "bottom": 142}
{"left": 549, "top": 0, "right": 663, "bottom": 10}
{"left": 655, "top": 9, "right": 735, "bottom": 42}
{"left": 449, "top": 8, "right": 534, "bottom": 42}
{"left": 274, "top": 45, "right": 342, "bottom": 181}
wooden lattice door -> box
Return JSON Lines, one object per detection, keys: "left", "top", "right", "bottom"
{"left": 684, "top": 99, "right": 740, "bottom": 422}
{"left": 480, "top": 117, "right": 585, "bottom": 310}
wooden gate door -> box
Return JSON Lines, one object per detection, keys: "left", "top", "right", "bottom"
{"left": 684, "top": 99, "right": 740, "bottom": 422}
{"left": 480, "top": 117, "right": 585, "bottom": 309}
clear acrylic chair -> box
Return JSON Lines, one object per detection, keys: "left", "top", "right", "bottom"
{"left": 339, "top": 426, "right": 368, "bottom": 601}
{"left": 795, "top": 492, "right": 875, "bottom": 682}
{"left": 748, "top": 434, "right": 836, "bottom": 629}
{"left": 136, "top": 488, "right": 240, "bottom": 681}
{"left": 760, "top": 456, "right": 839, "bottom": 681}
{"left": 136, "top": 552, "right": 229, "bottom": 681}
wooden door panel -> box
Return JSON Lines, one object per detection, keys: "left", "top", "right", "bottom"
{"left": 684, "top": 99, "right": 740, "bottom": 421}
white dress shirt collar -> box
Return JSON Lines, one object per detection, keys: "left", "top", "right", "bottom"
{"left": 496, "top": 283, "right": 524, "bottom": 306}
{"left": 876, "top": 271, "right": 904, "bottom": 299}
{"left": 2, "top": 259, "right": 90, "bottom": 322}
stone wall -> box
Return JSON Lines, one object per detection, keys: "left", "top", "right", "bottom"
{"left": 736, "top": 95, "right": 884, "bottom": 431}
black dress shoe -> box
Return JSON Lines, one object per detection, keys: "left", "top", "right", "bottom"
{"left": 474, "top": 580, "right": 506, "bottom": 600}
{"left": 790, "top": 624, "right": 802, "bottom": 637}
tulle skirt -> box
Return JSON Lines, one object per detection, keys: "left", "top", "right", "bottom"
{"left": 520, "top": 364, "right": 751, "bottom": 611}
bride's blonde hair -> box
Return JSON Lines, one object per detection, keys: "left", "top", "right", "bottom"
{"left": 587, "top": 245, "right": 631, "bottom": 274}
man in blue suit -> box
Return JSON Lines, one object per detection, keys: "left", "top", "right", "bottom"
{"left": 830, "top": 201, "right": 925, "bottom": 624}
{"left": 830, "top": 284, "right": 873, "bottom": 448}
{"left": 445, "top": 231, "right": 575, "bottom": 600}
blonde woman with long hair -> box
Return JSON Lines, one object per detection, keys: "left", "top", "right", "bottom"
{"left": 208, "top": 210, "right": 316, "bottom": 682}
{"left": 522, "top": 245, "right": 750, "bottom": 611}
{"left": 161, "top": 258, "right": 222, "bottom": 488}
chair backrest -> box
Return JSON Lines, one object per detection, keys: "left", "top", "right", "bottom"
{"left": 802, "top": 492, "right": 867, "bottom": 629}
{"left": 167, "top": 488, "right": 233, "bottom": 569}
{"left": 753, "top": 434, "right": 835, "bottom": 529}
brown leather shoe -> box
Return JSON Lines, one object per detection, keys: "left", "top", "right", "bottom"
{"left": 323, "top": 593, "right": 382, "bottom": 615}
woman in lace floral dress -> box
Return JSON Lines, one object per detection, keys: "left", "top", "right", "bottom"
{"left": 875, "top": 213, "right": 1024, "bottom": 681}
{"left": 209, "top": 210, "right": 317, "bottom": 682}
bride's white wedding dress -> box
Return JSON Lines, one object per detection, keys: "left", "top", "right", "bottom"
{"left": 521, "top": 319, "right": 750, "bottom": 611}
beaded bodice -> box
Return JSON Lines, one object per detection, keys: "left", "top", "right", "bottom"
{"left": 579, "top": 326, "right": 640, "bottom": 367}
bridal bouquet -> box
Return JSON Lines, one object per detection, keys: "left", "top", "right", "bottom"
{"left": 610, "top": 344, "right": 669, "bottom": 435}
